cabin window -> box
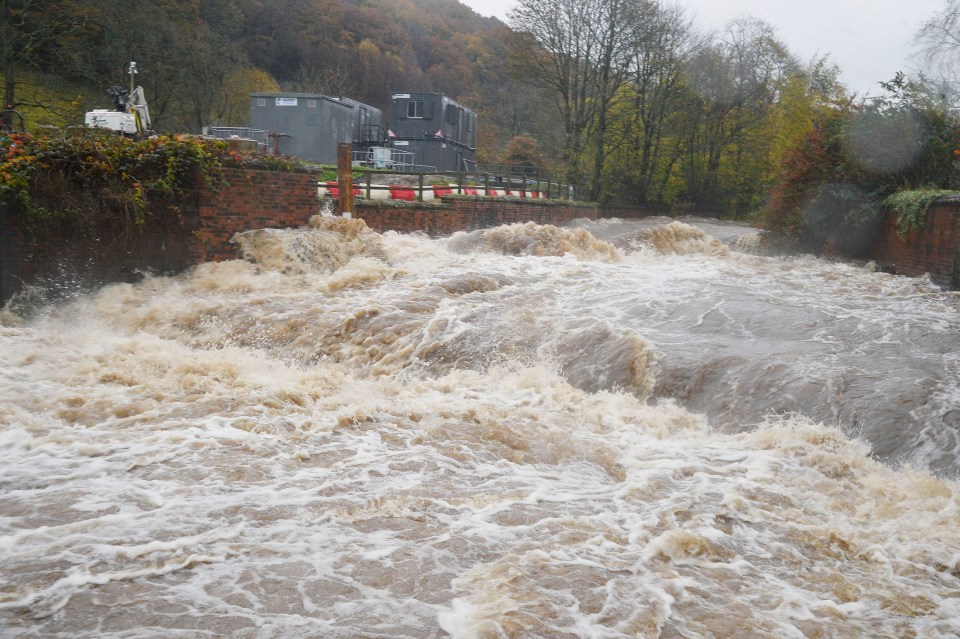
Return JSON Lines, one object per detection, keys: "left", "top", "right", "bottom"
{"left": 256, "top": 98, "right": 266, "bottom": 107}
{"left": 446, "top": 104, "right": 458, "bottom": 125}
{"left": 307, "top": 100, "right": 317, "bottom": 108}
{"left": 407, "top": 100, "right": 424, "bottom": 118}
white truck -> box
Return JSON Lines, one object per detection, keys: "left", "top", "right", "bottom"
{"left": 84, "top": 62, "right": 151, "bottom": 136}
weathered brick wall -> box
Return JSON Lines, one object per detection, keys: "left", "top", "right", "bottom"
{"left": 870, "top": 198, "right": 960, "bottom": 289}
{"left": 0, "top": 167, "right": 321, "bottom": 304}
{"left": 0, "top": 202, "right": 197, "bottom": 305}
{"left": 355, "top": 197, "right": 599, "bottom": 236}
{"left": 0, "top": 208, "right": 28, "bottom": 304}
{"left": 194, "top": 168, "right": 321, "bottom": 262}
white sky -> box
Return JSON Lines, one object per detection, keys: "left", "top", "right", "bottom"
{"left": 459, "top": 0, "right": 947, "bottom": 97}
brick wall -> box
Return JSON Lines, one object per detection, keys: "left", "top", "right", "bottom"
{"left": 355, "top": 197, "right": 599, "bottom": 236}
{"left": 0, "top": 202, "right": 197, "bottom": 305}
{"left": 870, "top": 198, "right": 960, "bottom": 289}
{"left": 0, "top": 167, "right": 323, "bottom": 304}
{"left": 194, "top": 167, "right": 321, "bottom": 262}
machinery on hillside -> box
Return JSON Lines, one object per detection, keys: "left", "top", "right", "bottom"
{"left": 84, "top": 62, "right": 151, "bottom": 136}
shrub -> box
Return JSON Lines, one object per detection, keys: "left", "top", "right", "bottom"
{"left": 0, "top": 129, "right": 316, "bottom": 230}
{"left": 884, "top": 189, "right": 955, "bottom": 237}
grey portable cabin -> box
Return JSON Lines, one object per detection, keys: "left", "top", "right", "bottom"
{"left": 250, "top": 92, "right": 382, "bottom": 163}
{"left": 388, "top": 92, "right": 477, "bottom": 172}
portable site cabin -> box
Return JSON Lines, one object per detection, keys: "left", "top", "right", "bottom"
{"left": 250, "top": 92, "right": 382, "bottom": 164}
{"left": 387, "top": 92, "right": 477, "bottom": 172}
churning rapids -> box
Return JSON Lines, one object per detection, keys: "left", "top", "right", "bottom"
{"left": 1, "top": 216, "right": 958, "bottom": 638}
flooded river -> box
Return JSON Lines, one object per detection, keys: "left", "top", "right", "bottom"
{"left": 1, "top": 216, "right": 958, "bottom": 637}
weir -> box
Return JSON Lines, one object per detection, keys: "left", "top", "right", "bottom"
{"left": 3, "top": 167, "right": 960, "bottom": 305}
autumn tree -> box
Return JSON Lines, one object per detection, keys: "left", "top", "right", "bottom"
{"left": 502, "top": 134, "right": 545, "bottom": 169}
{"left": 509, "top": 0, "right": 643, "bottom": 199}
{"left": 1, "top": 0, "right": 92, "bottom": 111}
{"left": 603, "top": 1, "right": 699, "bottom": 206}
{"left": 684, "top": 18, "right": 798, "bottom": 214}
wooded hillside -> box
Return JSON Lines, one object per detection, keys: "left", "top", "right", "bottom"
{"left": 2, "top": 0, "right": 547, "bottom": 161}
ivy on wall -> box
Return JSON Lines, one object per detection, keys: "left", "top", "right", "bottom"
{"left": 0, "top": 130, "right": 319, "bottom": 233}
{"left": 883, "top": 189, "right": 955, "bottom": 238}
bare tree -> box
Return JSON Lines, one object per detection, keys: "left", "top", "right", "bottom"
{"left": 915, "top": 0, "right": 960, "bottom": 101}
{"left": 685, "top": 18, "right": 798, "bottom": 212}
{"left": 509, "top": 0, "right": 642, "bottom": 198}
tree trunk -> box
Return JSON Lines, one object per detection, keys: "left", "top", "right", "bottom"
{"left": 2, "top": 1, "right": 14, "bottom": 109}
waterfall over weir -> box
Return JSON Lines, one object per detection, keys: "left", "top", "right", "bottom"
{"left": 1, "top": 216, "right": 958, "bottom": 638}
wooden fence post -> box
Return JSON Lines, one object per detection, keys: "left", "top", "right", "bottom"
{"left": 337, "top": 143, "right": 353, "bottom": 217}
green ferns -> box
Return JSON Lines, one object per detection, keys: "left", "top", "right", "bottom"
{"left": 884, "top": 189, "right": 955, "bottom": 237}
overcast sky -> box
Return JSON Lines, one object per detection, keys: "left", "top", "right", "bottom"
{"left": 459, "top": 0, "right": 947, "bottom": 97}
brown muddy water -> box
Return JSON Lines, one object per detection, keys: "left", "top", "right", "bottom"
{"left": 1, "top": 216, "right": 958, "bottom": 638}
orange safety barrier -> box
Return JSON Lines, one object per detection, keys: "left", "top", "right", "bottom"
{"left": 463, "top": 187, "right": 480, "bottom": 196}
{"left": 433, "top": 185, "right": 453, "bottom": 197}
{"left": 389, "top": 185, "right": 416, "bottom": 201}
{"left": 326, "top": 181, "right": 360, "bottom": 198}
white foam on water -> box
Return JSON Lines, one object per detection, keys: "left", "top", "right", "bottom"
{"left": 1, "top": 219, "right": 958, "bottom": 637}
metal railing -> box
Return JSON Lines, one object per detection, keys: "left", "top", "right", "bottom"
{"left": 351, "top": 146, "right": 421, "bottom": 171}
{"left": 321, "top": 169, "right": 574, "bottom": 202}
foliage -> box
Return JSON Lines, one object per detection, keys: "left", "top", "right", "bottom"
{"left": 761, "top": 73, "right": 960, "bottom": 256}
{"left": 3, "top": 0, "right": 523, "bottom": 161}
{"left": 0, "top": 133, "right": 35, "bottom": 211}
{"left": 885, "top": 189, "right": 955, "bottom": 237}
{"left": 501, "top": 134, "right": 544, "bottom": 169}
{"left": 8, "top": 0, "right": 958, "bottom": 225}
{"left": 0, "top": 129, "right": 316, "bottom": 229}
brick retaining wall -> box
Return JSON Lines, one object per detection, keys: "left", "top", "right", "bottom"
{"left": 1, "top": 167, "right": 601, "bottom": 304}
{"left": 354, "top": 197, "right": 599, "bottom": 236}
{"left": 194, "top": 168, "right": 320, "bottom": 262}
{"left": 870, "top": 198, "right": 960, "bottom": 289}
{"left": 0, "top": 202, "right": 196, "bottom": 306}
